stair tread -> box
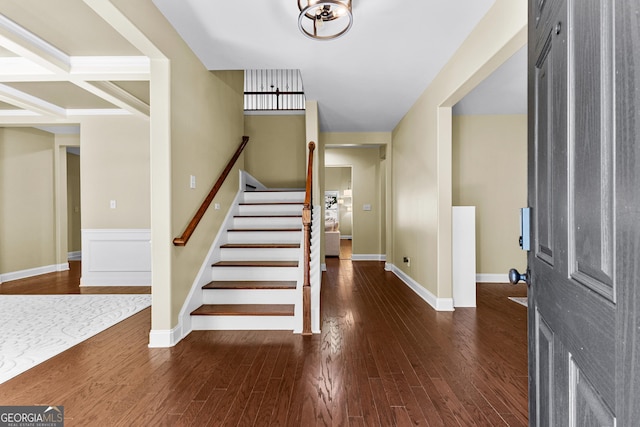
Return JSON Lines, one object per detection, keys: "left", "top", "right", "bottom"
{"left": 192, "top": 304, "right": 295, "bottom": 316}
{"left": 220, "top": 243, "right": 300, "bottom": 249}
{"left": 212, "top": 260, "right": 299, "bottom": 267}
{"left": 234, "top": 215, "right": 302, "bottom": 218}
{"left": 247, "top": 190, "right": 304, "bottom": 193}
{"left": 203, "top": 280, "right": 297, "bottom": 289}
{"left": 227, "top": 228, "right": 301, "bottom": 232}
{"left": 239, "top": 202, "right": 304, "bottom": 206}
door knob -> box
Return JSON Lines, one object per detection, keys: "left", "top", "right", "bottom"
{"left": 509, "top": 268, "right": 529, "bottom": 285}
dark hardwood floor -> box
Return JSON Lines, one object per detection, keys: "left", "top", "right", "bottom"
{"left": 0, "top": 261, "right": 151, "bottom": 295}
{"left": 0, "top": 258, "right": 528, "bottom": 426}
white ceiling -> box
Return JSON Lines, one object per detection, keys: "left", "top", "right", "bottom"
{"left": 0, "top": 0, "right": 526, "bottom": 134}
{"left": 152, "top": 0, "right": 513, "bottom": 132}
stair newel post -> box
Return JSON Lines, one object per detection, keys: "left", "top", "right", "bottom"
{"left": 302, "top": 141, "right": 315, "bottom": 336}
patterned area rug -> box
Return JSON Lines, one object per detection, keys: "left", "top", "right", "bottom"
{"left": 0, "top": 294, "right": 151, "bottom": 384}
{"left": 508, "top": 297, "right": 528, "bottom": 307}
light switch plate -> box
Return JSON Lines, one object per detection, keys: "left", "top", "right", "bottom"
{"left": 363, "top": 204, "right": 372, "bottom": 211}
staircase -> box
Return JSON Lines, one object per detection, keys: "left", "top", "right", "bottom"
{"left": 189, "top": 189, "right": 306, "bottom": 331}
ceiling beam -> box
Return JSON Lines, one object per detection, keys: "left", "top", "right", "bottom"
{"left": 0, "top": 14, "right": 70, "bottom": 75}
{"left": 74, "top": 80, "right": 149, "bottom": 117}
{"left": 0, "top": 83, "right": 66, "bottom": 117}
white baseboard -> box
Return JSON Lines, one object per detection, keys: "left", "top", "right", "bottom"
{"left": 68, "top": 251, "right": 82, "bottom": 261}
{"left": 80, "top": 229, "right": 151, "bottom": 286}
{"left": 351, "top": 254, "right": 386, "bottom": 261}
{"left": 340, "top": 235, "right": 352, "bottom": 240}
{"left": 476, "top": 273, "right": 509, "bottom": 283}
{"left": 387, "top": 263, "right": 454, "bottom": 311}
{"left": 321, "top": 263, "right": 327, "bottom": 272}
{"left": 0, "top": 263, "right": 69, "bottom": 283}
{"left": 148, "top": 325, "right": 182, "bottom": 348}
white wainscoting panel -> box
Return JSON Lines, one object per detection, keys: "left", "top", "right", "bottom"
{"left": 476, "top": 274, "right": 509, "bottom": 283}
{"left": 81, "top": 229, "right": 151, "bottom": 286}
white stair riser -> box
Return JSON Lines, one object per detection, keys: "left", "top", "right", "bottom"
{"left": 243, "top": 192, "right": 304, "bottom": 203}
{"left": 212, "top": 266, "right": 299, "bottom": 281}
{"left": 202, "top": 289, "right": 297, "bottom": 304}
{"left": 238, "top": 204, "right": 304, "bottom": 216}
{"left": 233, "top": 217, "right": 302, "bottom": 229}
{"left": 226, "top": 231, "right": 302, "bottom": 244}
{"left": 191, "top": 315, "right": 295, "bottom": 331}
{"left": 220, "top": 247, "right": 300, "bottom": 261}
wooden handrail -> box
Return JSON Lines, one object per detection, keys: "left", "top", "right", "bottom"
{"left": 173, "top": 136, "right": 250, "bottom": 246}
{"left": 302, "top": 141, "right": 315, "bottom": 335}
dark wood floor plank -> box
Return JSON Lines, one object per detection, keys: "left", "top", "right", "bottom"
{"left": 369, "top": 377, "right": 395, "bottom": 426}
{"left": 0, "top": 256, "right": 528, "bottom": 426}
{"left": 392, "top": 372, "right": 430, "bottom": 426}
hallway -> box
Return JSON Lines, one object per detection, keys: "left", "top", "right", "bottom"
{"left": 0, "top": 258, "right": 528, "bottom": 425}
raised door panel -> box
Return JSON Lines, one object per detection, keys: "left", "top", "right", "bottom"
{"left": 568, "top": 0, "right": 616, "bottom": 302}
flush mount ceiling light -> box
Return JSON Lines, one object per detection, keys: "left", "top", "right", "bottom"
{"left": 298, "top": 0, "right": 353, "bottom": 41}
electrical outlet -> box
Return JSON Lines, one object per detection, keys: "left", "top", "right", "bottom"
{"left": 403, "top": 256, "right": 411, "bottom": 267}
{"left": 214, "top": 203, "right": 220, "bottom": 210}
{"left": 110, "top": 200, "right": 117, "bottom": 209}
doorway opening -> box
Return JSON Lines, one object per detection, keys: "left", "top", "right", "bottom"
{"left": 66, "top": 147, "right": 81, "bottom": 262}
{"left": 324, "top": 166, "right": 353, "bottom": 260}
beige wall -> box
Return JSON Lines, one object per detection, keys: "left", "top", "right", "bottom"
{"left": 0, "top": 128, "right": 56, "bottom": 274}
{"left": 391, "top": 0, "right": 526, "bottom": 300}
{"left": 325, "top": 166, "right": 353, "bottom": 236}
{"left": 66, "top": 152, "right": 81, "bottom": 252}
{"left": 244, "top": 115, "right": 306, "bottom": 188}
{"left": 452, "top": 115, "right": 527, "bottom": 275}
{"left": 325, "top": 147, "right": 383, "bottom": 256}
{"left": 111, "top": 0, "right": 246, "bottom": 330}
{"left": 80, "top": 116, "right": 150, "bottom": 229}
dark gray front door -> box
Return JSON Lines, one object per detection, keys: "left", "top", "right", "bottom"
{"left": 528, "top": 0, "right": 640, "bottom": 425}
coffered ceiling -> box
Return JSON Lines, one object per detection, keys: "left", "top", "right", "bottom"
{"left": 0, "top": 0, "right": 149, "bottom": 128}
{"left": 0, "top": 0, "right": 526, "bottom": 133}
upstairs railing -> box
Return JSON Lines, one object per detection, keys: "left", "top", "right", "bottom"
{"left": 173, "top": 136, "right": 250, "bottom": 246}
{"left": 244, "top": 69, "right": 305, "bottom": 111}
{"left": 302, "top": 141, "right": 315, "bottom": 335}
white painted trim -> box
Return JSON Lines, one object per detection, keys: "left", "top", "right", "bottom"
{"left": 68, "top": 251, "right": 82, "bottom": 261}
{"left": 80, "top": 229, "right": 151, "bottom": 286}
{"left": 340, "top": 235, "right": 352, "bottom": 240}
{"left": 0, "top": 263, "right": 68, "bottom": 283}
{"left": 240, "top": 169, "right": 268, "bottom": 191}
{"left": 321, "top": 263, "right": 327, "bottom": 272}
{"left": 384, "top": 262, "right": 393, "bottom": 271}
{"left": 351, "top": 254, "right": 386, "bottom": 261}
{"left": 69, "top": 56, "right": 150, "bottom": 76}
{"left": 476, "top": 273, "right": 509, "bottom": 283}
{"left": 0, "top": 13, "right": 69, "bottom": 68}
{"left": 387, "top": 263, "right": 455, "bottom": 311}
{"left": 0, "top": 57, "right": 53, "bottom": 77}
{"left": 148, "top": 326, "right": 181, "bottom": 348}
{"left": 0, "top": 109, "right": 39, "bottom": 117}
{"left": 0, "top": 83, "right": 66, "bottom": 117}
{"left": 66, "top": 108, "right": 131, "bottom": 116}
